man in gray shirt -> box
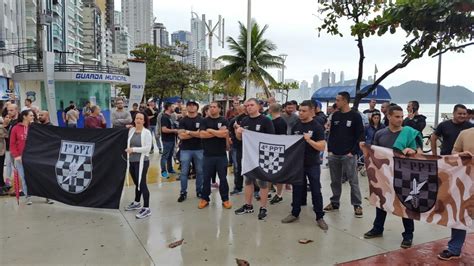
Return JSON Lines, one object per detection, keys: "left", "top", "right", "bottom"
{"left": 112, "top": 99, "right": 132, "bottom": 128}
{"left": 281, "top": 101, "right": 299, "bottom": 134}
{"left": 363, "top": 105, "right": 419, "bottom": 249}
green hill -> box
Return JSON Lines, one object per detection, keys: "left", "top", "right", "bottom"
{"left": 388, "top": 81, "right": 473, "bottom": 104}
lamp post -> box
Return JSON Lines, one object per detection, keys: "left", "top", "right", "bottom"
{"left": 279, "top": 53, "right": 287, "bottom": 102}
{"left": 245, "top": 0, "right": 252, "bottom": 100}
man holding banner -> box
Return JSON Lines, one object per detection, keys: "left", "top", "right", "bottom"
{"left": 235, "top": 98, "right": 275, "bottom": 220}
{"left": 280, "top": 100, "right": 328, "bottom": 230}
{"left": 362, "top": 105, "right": 420, "bottom": 249}
{"left": 438, "top": 127, "right": 474, "bottom": 260}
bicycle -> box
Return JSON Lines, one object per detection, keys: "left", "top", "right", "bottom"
{"left": 422, "top": 126, "right": 443, "bottom": 154}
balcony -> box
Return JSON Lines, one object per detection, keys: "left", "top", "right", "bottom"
{"left": 14, "top": 64, "right": 129, "bottom": 75}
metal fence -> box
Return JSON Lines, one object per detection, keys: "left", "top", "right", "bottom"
{"left": 15, "top": 64, "right": 129, "bottom": 75}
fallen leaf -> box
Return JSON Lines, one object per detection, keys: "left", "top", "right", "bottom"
{"left": 168, "top": 239, "right": 184, "bottom": 248}
{"left": 298, "top": 239, "right": 314, "bottom": 244}
{"left": 236, "top": 258, "right": 250, "bottom": 266}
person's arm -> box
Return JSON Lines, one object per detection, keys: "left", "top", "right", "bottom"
{"left": 200, "top": 130, "right": 214, "bottom": 139}
{"left": 119, "top": 112, "right": 132, "bottom": 125}
{"left": 10, "top": 126, "right": 19, "bottom": 159}
{"left": 430, "top": 134, "right": 439, "bottom": 156}
{"left": 351, "top": 112, "right": 365, "bottom": 155}
{"left": 305, "top": 124, "right": 326, "bottom": 151}
{"left": 178, "top": 130, "right": 193, "bottom": 140}
{"left": 161, "top": 116, "right": 178, "bottom": 134}
{"left": 208, "top": 127, "right": 228, "bottom": 138}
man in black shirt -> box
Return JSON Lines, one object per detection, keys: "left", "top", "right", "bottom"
{"left": 145, "top": 100, "right": 160, "bottom": 140}
{"left": 177, "top": 100, "right": 204, "bottom": 202}
{"left": 280, "top": 101, "right": 328, "bottom": 230}
{"left": 325, "top": 91, "right": 365, "bottom": 217}
{"left": 160, "top": 102, "right": 178, "bottom": 178}
{"left": 235, "top": 98, "right": 275, "bottom": 220}
{"left": 268, "top": 103, "right": 287, "bottom": 204}
{"left": 229, "top": 104, "right": 247, "bottom": 195}
{"left": 198, "top": 102, "right": 232, "bottom": 210}
{"left": 363, "top": 105, "right": 417, "bottom": 249}
{"left": 431, "top": 104, "right": 472, "bottom": 156}
{"left": 403, "top": 100, "right": 426, "bottom": 133}
{"left": 363, "top": 99, "right": 380, "bottom": 120}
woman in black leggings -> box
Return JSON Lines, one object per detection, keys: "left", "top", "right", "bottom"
{"left": 125, "top": 112, "right": 153, "bottom": 219}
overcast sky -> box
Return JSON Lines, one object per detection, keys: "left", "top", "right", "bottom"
{"left": 117, "top": 0, "right": 473, "bottom": 91}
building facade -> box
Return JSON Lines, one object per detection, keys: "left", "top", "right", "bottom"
{"left": 190, "top": 12, "right": 208, "bottom": 70}
{"left": 152, "top": 23, "right": 169, "bottom": 48}
{"left": 121, "top": 0, "right": 153, "bottom": 49}
{"left": 65, "top": 0, "right": 84, "bottom": 64}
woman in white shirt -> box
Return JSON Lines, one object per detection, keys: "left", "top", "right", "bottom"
{"left": 124, "top": 112, "right": 153, "bottom": 219}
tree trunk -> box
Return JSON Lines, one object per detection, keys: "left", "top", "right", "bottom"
{"left": 353, "top": 34, "right": 365, "bottom": 110}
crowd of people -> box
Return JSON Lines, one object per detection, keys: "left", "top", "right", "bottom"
{"left": 0, "top": 93, "right": 473, "bottom": 261}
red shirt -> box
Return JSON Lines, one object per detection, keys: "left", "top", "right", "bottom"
{"left": 10, "top": 123, "right": 29, "bottom": 158}
{"left": 85, "top": 115, "right": 106, "bottom": 128}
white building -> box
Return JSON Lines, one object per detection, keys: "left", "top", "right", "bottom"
{"left": 65, "top": 0, "right": 84, "bottom": 64}
{"left": 0, "top": 0, "right": 27, "bottom": 80}
{"left": 311, "top": 74, "right": 320, "bottom": 91}
{"left": 121, "top": 0, "right": 153, "bottom": 49}
{"left": 152, "top": 23, "right": 169, "bottom": 48}
{"left": 190, "top": 12, "right": 208, "bottom": 70}
{"left": 299, "top": 80, "right": 309, "bottom": 99}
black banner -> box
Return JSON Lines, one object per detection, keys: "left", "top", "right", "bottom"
{"left": 23, "top": 124, "right": 128, "bottom": 209}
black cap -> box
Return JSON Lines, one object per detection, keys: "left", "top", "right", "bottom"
{"left": 186, "top": 100, "right": 199, "bottom": 108}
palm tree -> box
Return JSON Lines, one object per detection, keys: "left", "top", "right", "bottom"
{"left": 216, "top": 21, "right": 283, "bottom": 99}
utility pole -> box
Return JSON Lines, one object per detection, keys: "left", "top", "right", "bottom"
{"left": 197, "top": 13, "right": 224, "bottom": 103}
{"left": 434, "top": 54, "right": 442, "bottom": 127}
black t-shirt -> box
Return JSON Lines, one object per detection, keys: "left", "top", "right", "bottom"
{"left": 328, "top": 110, "right": 365, "bottom": 155}
{"left": 314, "top": 111, "right": 328, "bottom": 126}
{"left": 64, "top": 104, "right": 74, "bottom": 114}
{"left": 272, "top": 117, "right": 288, "bottom": 135}
{"left": 145, "top": 107, "right": 159, "bottom": 126}
{"left": 130, "top": 110, "right": 139, "bottom": 122}
{"left": 240, "top": 115, "right": 275, "bottom": 134}
{"left": 435, "top": 120, "right": 473, "bottom": 155}
{"left": 292, "top": 119, "right": 325, "bottom": 166}
{"left": 179, "top": 115, "right": 204, "bottom": 150}
{"left": 229, "top": 114, "right": 247, "bottom": 149}
{"left": 363, "top": 108, "right": 380, "bottom": 115}
{"left": 403, "top": 114, "right": 427, "bottom": 133}
{"left": 200, "top": 116, "right": 228, "bottom": 156}
{"left": 160, "top": 113, "right": 176, "bottom": 142}
{"left": 5, "top": 119, "right": 17, "bottom": 151}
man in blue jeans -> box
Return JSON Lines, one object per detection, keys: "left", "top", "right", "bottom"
{"left": 176, "top": 100, "right": 204, "bottom": 202}
{"left": 280, "top": 100, "right": 328, "bottom": 230}
{"left": 362, "top": 105, "right": 418, "bottom": 249}
{"left": 160, "top": 102, "right": 177, "bottom": 178}
{"left": 197, "top": 102, "right": 232, "bottom": 210}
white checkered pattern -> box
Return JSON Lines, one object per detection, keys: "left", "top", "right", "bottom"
{"left": 55, "top": 154, "right": 92, "bottom": 194}
{"left": 259, "top": 150, "right": 285, "bottom": 174}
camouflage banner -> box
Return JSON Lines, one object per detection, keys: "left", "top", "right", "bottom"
{"left": 361, "top": 144, "right": 474, "bottom": 230}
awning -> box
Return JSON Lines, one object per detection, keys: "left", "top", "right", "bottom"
{"left": 311, "top": 84, "right": 391, "bottom": 103}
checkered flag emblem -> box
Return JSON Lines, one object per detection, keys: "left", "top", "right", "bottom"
{"left": 258, "top": 142, "right": 285, "bottom": 174}
{"left": 55, "top": 141, "right": 95, "bottom": 194}
{"left": 393, "top": 157, "right": 438, "bottom": 213}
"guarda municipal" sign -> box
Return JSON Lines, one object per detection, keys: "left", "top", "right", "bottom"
{"left": 74, "top": 73, "right": 128, "bottom": 82}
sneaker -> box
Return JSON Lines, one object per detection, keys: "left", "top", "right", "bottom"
{"left": 45, "top": 199, "right": 54, "bottom": 204}
{"left": 198, "top": 199, "right": 209, "bottom": 209}
{"left": 354, "top": 206, "right": 363, "bottom": 218}
{"left": 316, "top": 218, "right": 329, "bottom": 230}
{"left": 235, "top": 204, "right": 254, "bottom": 215}
{"left": 281, "top": 214, "right": 299, "bottom": 223}
{"left": 400, "top": 238, "right": 413, "bottom": 249}
{"left": 230, "top": 188, "right": 242, "bottom": 195}
{"left": 270, "top": 195, "right": 283, "bottom": 205}
{"left": 438, "top": 250, "right": 461, "bottom": 261}
{"left": 363, "top": 230, "right": 383, "bottom": 239}
{"left": 161, "top": 171, "right": 169, "bottom": 178}
{"left": 222, "top": 201, "right": 232, "bottom": 209}
{"left": 323, "top": 203, "right": 339, "bottom": 212}
{"left": 211, "top": 182, "right": 219, "bottom": 189}
{"left": 125, "top": 201, "right": 142, "bottom": 211}
{"left": 135, "top": 208, "right": 151, "bottom": 219}
{"left": 26, "top": 197, "right": 32, "bottom": 205}
{"left": 258, "top": 207, "right": 267, "bottom": 220}
{"left": 177, "top": 194, "right": 187, "bottom": 203}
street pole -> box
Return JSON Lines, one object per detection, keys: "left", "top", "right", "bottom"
{"left": 279, "top": 53, "right": 287, "bottom": 103}
{"left": 434, "top": 53, "right": 442, "bottom": 127}
{"left": 245, "top": 0, "right": 252, "bottom": 100}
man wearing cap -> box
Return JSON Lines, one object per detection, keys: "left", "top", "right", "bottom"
{"left": 176, "top": 100, "right": 204, "bottom": 202}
